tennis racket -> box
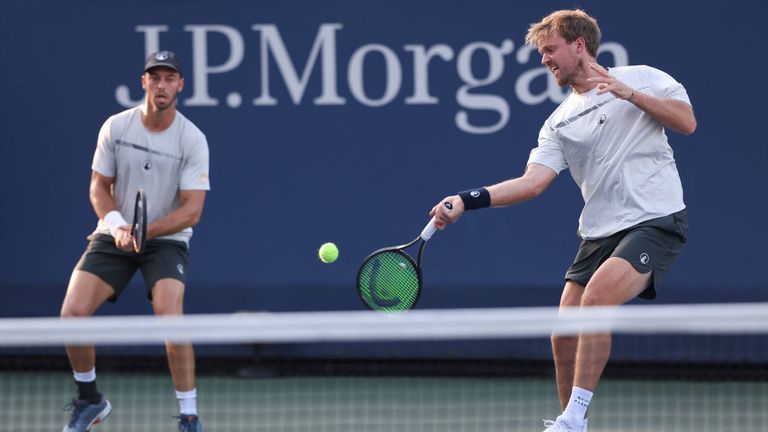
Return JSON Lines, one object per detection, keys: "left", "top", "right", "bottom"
{"left": 357, "top": 202, "right": 452, "bottom": 312}
{"left": 131, "top": 189, "right": 147, "bottom": 253}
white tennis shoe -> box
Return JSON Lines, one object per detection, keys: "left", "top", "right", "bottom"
{"left": 541, "top": 415, "right": 585, "bottom": 432}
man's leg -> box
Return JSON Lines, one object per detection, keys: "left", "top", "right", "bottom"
{"left": 151, "top": 278, "right": 195, "bottom": 392}
{"left": 151, "top": 278, "right": 202, "bottom": 431}
{"left": 552, "top": 281, "right": 585, "bottom": 410}
{"left": 574, "top": 257, "right": 652, "bottom": 391}
{"left": 60, "top": 270, "right": 115, "bottom": 431}
{"left": 61, "top": 270, "right": 114, "bottom": 380}
{"left": 545, "top": 258, "right": 651, "bottom": 431}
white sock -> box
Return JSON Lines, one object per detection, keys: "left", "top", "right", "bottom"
{"left": 563, "top": 386, "right": 592, "bottom": 422}
{"left": 176, "top": 388, "right": 197, "bottom": 415}
{"left": 73, "top": 368, "right": 96, "bottom": 382}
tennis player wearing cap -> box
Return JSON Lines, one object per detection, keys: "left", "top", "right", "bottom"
{"left": 430, "top": 9, "right": 696, "bottom": 432}
{"left": 60, "top": 51, "right": 210, "bottom": 432}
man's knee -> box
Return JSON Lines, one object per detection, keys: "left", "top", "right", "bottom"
{"left": 560, "top": 281, "right": 585, "bottom": 308}
{"left": 580, "top": 282, "right": 621, "bottom": 307}
{"left": 151, "top": 279, "right": 185, "bottom": 315}
{"left": 61, "top": 304, "right": 92, "bottom": 318}
{"left": 152, "top": 297, "right": 183, "bottom": 315}
{"left": 61, "top": 271, "right": 114, "bottom": 318}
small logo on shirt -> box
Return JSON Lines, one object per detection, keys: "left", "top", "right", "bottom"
{"left": 177, "top": 264, "right": 185, "bottom": 274}
{"left": 143, "top": 160, "right": 152, "bottom": 170}
{"left": 598, "top": 114, "right": 606, "bottom": 125}
{"left": 640, "top": 253, "right": 650, "bottom": 265}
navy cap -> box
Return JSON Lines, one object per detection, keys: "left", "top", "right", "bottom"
{"left": 143, "top": 51, "right": 183, "bottom": 76}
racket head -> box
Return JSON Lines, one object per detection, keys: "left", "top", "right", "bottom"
{"left": 132, "top": 189, "right": 147, "bottom": 253}
{"left": 357, "top": 248, "right": 422, "bottom": 313}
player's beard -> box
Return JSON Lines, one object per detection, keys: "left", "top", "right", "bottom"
{"left": 153, "top": 92, "right": 177, "bottom": 111}
{"left": 554, "top": 64, "right": 577, "bottom": 87}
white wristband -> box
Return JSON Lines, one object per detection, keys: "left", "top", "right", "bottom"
{"left": 104, "top": 210, "right": 129, "bottom": 237}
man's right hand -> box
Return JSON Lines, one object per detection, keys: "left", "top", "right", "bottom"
{"left": 430, "top": 196, "right": 464, "bottom": 229}
{"left": 113, "top": 226, "right": 134, "bottom": 251}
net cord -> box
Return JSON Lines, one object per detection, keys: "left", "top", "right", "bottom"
{"left": 1, "top": 302, "right": 767, "bottom": 346}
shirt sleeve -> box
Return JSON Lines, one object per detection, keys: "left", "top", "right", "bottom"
{"left": 527, "top": 123, "right": 568, "bottom": 174}
{"left": 180, "top": 133, "right": 211, "bottom": 191}
{"left": 643, "top": 66, "right": 691, "bottom": 105}
{"left": 91, "top": 116, "right": 116, "bottom": 177}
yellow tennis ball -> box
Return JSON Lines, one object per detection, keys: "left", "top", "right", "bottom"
{"left": 318, "top": 242, "right": 339, "bottom": 263}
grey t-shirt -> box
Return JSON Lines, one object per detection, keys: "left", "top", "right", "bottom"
{"left": 91, "top": 105, "right": 211, "bottom": 246}
{"left": 528, "top": 65, "right": 691, "bottom": 240}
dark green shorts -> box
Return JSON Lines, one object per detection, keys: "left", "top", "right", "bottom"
{"left": 565, "top": 209, "right": 688, "bottom": 300}
{"left": 75, "top": 234, "right": 190, "bottom": 302}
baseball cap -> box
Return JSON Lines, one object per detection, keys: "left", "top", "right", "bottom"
{"left": 143, "top": 51, "right": 183, "bottom": 76}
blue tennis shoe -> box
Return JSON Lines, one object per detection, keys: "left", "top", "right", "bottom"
{"left": 62, "top": 398, "right": 111, "bottom": 432}
{"left": 177, "top": 414, "right": 203, "bottom": 432}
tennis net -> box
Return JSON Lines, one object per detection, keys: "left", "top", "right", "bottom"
{"left": 1, "top": 303, "right": 767, "bottom": 431}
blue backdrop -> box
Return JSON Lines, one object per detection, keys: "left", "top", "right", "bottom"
{"left": 1, "top": 0, "right": 766, "bottom": 318}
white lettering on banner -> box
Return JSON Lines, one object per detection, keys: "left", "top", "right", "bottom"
{"left": 252, "top": 23, "right": 345, "bottom": 106}
{"left": 455, "top": 40, "right": 515, "bottom": 134}
{"left": 184, "top": 25, "right": 245, "bottom": 108}
{"left": 115, "top": 25, "right": 169, "bottom": 106}
{"left": 348, "top": 44, "right": 402, "bottom": 107}
{"left": 403, "top": 44, "right": 454, "bottom": 104}
{"left": 116, "top": 23, "right": 629, "bottom": 135}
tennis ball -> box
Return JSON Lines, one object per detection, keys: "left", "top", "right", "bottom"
{"left": 318, "top": 242, "right": 339, "bottom": 264}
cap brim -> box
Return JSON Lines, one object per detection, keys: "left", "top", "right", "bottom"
{"left": 144, "top": 63, "right": 181, "bottom": 74}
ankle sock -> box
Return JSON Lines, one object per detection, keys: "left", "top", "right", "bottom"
{"left": 176, "top": 388, "right": 198, "bottom": 416}
{"left": 563, "top": 386, "right": 592, "bottom": 422}
{"left": 73, "top": 368, "right": 101, "bottom": 404}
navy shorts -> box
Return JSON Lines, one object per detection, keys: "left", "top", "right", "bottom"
{"left": 75, "top": 234, "right": 190, "bottom": 302}
{"left": 565, "top": 209, "right": 688, "bottom": 300}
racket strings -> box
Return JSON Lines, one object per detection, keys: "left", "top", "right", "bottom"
{"left": 358, "top": 251, "right": 420, "bottom": 312}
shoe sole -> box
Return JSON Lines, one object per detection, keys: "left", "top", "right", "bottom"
{"left": 86, "top": 400, "right": 112, "bottom": 432}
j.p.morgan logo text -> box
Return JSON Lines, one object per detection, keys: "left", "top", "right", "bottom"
{"left": 117, "top": 24, "right": 629, "bottom": 134}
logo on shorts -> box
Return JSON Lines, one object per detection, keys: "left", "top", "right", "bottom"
{"left": 177, "top": 264, "right": 184, "bottom": 274}
{"left": 640, "top": 253, "right": 650, "bottom": 265}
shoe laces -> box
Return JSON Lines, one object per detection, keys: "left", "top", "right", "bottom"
{"left": 175, "top": 415, "right": 200, "bottom": 432}
{"left": 174, "top": 414, "right": 198, "bottom": 424}
{"left": 63, "top": 399, "right": 85, "bottom": 426}
{"left": 542, "top": 416, "right": 579, "bottom": 431}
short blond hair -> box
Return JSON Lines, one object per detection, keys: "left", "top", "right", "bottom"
{"left": 525, "top": 9, "right": 601, "bottom": 58}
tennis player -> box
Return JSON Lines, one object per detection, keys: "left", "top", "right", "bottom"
{"left": 430, "top": 9, "right": 695, "bottom": 432}
{"left": 60, "top": 51, "right": 210, "bottom": 432}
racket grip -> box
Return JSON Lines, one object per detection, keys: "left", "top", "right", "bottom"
{"left": 420, "top": 202, "right": 453, "bottom": 241}
{"left": 421, "top": 218, "right": 438, "bottom": 240}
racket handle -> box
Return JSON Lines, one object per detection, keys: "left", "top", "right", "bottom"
{"left": 420, "top": 202, "right": 453, "bottom": 241}
{"left": 421, "top": 218, "right": 438, "bottom": 240}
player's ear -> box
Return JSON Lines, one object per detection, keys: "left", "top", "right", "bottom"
{"left": 178, "top": 77, "right": 184, "bottom": 93}
{"left": 575, "top": 36, "right": 586, "bottom": 53}
{"left": 140, "top": 74, "right": 147, "bottom": 90}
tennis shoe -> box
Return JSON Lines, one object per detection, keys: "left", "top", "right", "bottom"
{"left": 62, "top": 398, "right": 111, "bottom": 432}
{"left": 176, "top": 414, "right": 203, "bottom": 432}
{"left": 541, "top": 415, "right": 583, "bottom": 432}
